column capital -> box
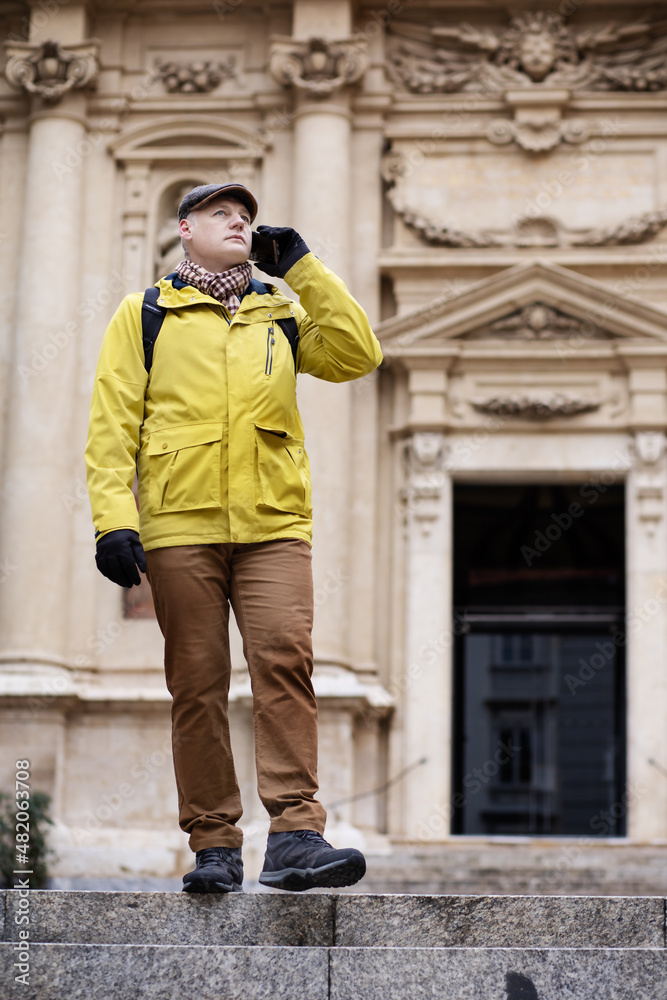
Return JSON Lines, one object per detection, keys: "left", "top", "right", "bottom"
{"left": 269, "top": 35, "right": 368, "bottom": 99}
{"left": 4, "top": 38, "right": 99, "bottom": 105}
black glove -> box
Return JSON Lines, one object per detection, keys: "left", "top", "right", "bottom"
{"left": 95, "top": 529, "right": 147, "bottom": 588}
{"left": 253, "top": 225, "right": 310, "bottom": 279}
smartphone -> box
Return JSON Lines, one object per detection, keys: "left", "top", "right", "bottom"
{"left": 249, "top": 232, "right": 279, "bottom": 265}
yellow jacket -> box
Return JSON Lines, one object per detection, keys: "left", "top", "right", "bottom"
{"left": 85, "top": 253, "right": 383, "bottom": 551}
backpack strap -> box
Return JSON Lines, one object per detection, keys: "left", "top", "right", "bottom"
{"left": 275, "top": 317, "right": 300, "bottom": 372}
{"left": 141, "top": 286, "right": 167, "bottom": 373}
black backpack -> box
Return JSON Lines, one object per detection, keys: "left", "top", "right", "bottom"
{"left": 140, "top": 282, "right": 299, "bottom": 373}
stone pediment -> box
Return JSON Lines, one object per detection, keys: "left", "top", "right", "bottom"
{"left": 378, "top": 261, "right": 667, "bottom": 358}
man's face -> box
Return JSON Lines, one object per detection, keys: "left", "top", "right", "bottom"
{"left": 179, "top": 195, "right": 252, "bottom": 271}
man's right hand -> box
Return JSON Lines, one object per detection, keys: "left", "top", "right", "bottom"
{"left": 253, "top": 225, "right": 309, "bottom": 279}
{"left": 95, "top": 529, "right": 147, "bottom": 588}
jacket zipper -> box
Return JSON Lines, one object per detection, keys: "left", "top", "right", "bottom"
{"left": 265, "top": 326, "right": 275, "bottom": 375}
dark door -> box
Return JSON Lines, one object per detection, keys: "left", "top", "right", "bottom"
{"left": 452, "top": 484, "right": 625, "bottom": 836}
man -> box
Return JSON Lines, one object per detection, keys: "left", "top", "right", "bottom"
{"left": 85, "top": 182, "right": 383, "bottom": 893}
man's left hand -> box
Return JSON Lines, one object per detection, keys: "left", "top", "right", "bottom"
{"left": 253, "top": 225, "right": 309, "bottom": 279}
{"left": 95, "top": 529, "right": 147, "bottom": 588}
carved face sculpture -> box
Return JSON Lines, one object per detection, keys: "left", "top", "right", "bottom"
{"left": 412, "top": 432, "right": 442, "bottom": 468}
{"left": 519, "top": 31, "right": 556, "bottom": 81}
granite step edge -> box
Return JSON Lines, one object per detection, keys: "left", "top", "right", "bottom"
{"left": 2, "top": 942, "right": 667, "bottom": 1000}
{"left": 2, "top": 890, "right": 664, "bottom": 950}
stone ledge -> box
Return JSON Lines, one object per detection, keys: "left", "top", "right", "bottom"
{"left": 334, "top": 894, "right": 665, "bottom": 948}
{"left": 1, "top": 891, "right": 335, "bottom": 946}
{"left": 362, "top": 841, "right": 667, "bottom": 897}
{"left": 2, "top": 943, "right": 667, "bottom": 1000}
{"left": 0, "top": 944, "right": 329, "bottom": 1000}
{"left": 1, "top": 891, "right": 664, "bottom": 949}
{"left": 330, "top": 947, "right": 667, "bottom": 1000}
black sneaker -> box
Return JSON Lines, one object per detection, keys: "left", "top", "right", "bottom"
{"left": 182, "top": 846, "right": 243, "bottom": 893}
{"left": 258, "top": 830, "right": 366, "bottom": 891}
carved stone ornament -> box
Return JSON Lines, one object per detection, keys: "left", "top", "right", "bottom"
{"left": 4, "top": 40, "right": 99, "bottom": 103}
{"left": 486, "top": 111, "right": 589, "bottom": 152}
{"left": 269, "top": 36, "right": 369, "bottom": 98}
{"left": 471, "top": 394, "right": 600, "bottom": 421}
{"left": 632, "top": 432, "right": 667, "bottom": 537}
{"left": 571, "top": 210, "right": 667, "bottom": 247}
{"left": 392, "top": 201, "right": 499, "bottom": 249}
{"left": 634, "top": 431, "right": 666, "bottom": 466}
{"left": 401, "top": 433, "right": 446, "bottom": 537}
{"left": 156, "top": 57, "right": 235, "bottom": 94}
{"left": 473, "top": 303, "right": 608, "bottom": 341}
{"left": 387, "top": 12, "right": 667, "bottom": 94}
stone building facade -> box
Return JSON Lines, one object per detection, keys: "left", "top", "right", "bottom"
{"left": 2, "top": 0, "right": 667, "bottom": 890}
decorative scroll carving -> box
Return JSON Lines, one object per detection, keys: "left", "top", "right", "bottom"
{"left": 4, "top": 40, "right": 99, "bottom": 103}
{"left": 156, "top": 57, "right": 235, "bottom": 93}
{"left": 388, "top": 13, "right": 667, "bottom": 94}
{"left": 471, "top": 394, "right": 600, "bottom": 420}
{"left": 385, "top": 180, "right": 667, "bottom": 248}
{"left": 402, "top": 433, "right": 446, "bottom": 537}
{"left": 486, "top": 108, "right": 589, "bottom": 153}
{"left": 571, "top": 210, "right": 667, "bottom": 246}
{"left": 632, "top": 432, "right": 666, "bottom": 537}
{"left": 269, "top": 36, "right": 368, "bottom": 97}
{"left": 393, "top": 203, "right": 500, "bottom": 249}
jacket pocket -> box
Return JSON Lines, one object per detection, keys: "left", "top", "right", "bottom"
{"left": 254, "top": 425, "right": 312, "bottom": 516}
{"left": 146, "top": 422, "right": 223, "bottom": 515}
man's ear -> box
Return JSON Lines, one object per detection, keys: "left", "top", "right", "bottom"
{"left": 179, "top": 217, "right": 194, "bottom": 244}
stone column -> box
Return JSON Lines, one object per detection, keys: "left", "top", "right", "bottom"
{"left": 626, "top": 429, "right": 667, "bottom": 839}
{"left": 399, "top": 431, "right": 453, "bottom": 840}
{"left": 269, "top": 0, "right": 369, "bottom": 671}
{"left": 293, "top": 94, "right": 353, "bottom": 670}
{"left": 0, "top": 25, "right": 99, "bottom": 673}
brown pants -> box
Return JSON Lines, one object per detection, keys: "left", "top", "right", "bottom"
{"left": 145, "top": 539, "right": 326, "bottom": 851}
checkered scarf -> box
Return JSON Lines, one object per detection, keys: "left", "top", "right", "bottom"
{"left": 175, "top": 259, "right": 253, "bottom": 316}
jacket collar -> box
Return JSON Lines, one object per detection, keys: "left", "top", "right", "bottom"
{"left": 155, "top": 273, "right": 290, "bottom": 311}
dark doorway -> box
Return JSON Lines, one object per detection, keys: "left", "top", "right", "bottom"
{"left": 452, "top": 483, "right": 625, "bottom": 836}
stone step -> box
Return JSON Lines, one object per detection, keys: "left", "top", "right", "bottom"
{"left": 1, "top": 890, "right": 664, "bottom": 948}
{"left": 1, "top": 891, "right": 665, "bottom": 999}
{"left": 2, "top": 944, "right": 667, "bottom": 1000}
{"left": 361, "top": 842, "right": 667, "bottom": 898}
